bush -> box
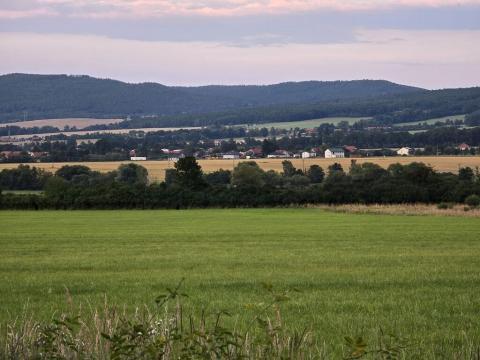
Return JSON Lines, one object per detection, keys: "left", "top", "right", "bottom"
{"left": 465, "top": 194, "right": 480, "bottom": 208}
{"left": 437, "top": 202, "right": 453, "bottom": 210}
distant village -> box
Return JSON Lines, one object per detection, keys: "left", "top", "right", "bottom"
{"left": 0, "top": 135, "right": 475, "bottom": 163}
{"left": 0, "top": 119, "right": 478, "bottom": 163}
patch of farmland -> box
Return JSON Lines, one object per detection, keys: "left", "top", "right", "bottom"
{"left": 6, "top": 126, "right": 202, "bottom": 140}
{"left": 394, "top": 114, "right": 466, "bottom": 127}
{"left": 1, "top": 209, "right": 479, "bottom": 357}
{"left": 0, "top": 118, "right": 124, "bottom": 129}
{"left": 239, "top": 117, "right": 370, "bottom": 129}
{"left": 1, "top": 156, "right": 479, "bottom": 181}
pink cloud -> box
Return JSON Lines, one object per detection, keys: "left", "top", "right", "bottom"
{"left": 8, "top": 0, "right": 480, "bottom": 19}
{"left": 0, "top": 8, "right": 58, "bottom": 19}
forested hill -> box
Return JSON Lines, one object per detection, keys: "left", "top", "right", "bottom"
{"left": 174, "top": 80, "right": 420, "bottom": 106}
{"left": 0, "top": 74, "right": 421, "bottom": 123}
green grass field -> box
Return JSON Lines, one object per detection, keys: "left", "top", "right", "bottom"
{"left": 1, "top": 190, "right": 44, "bottom": 195}
{"left": 241, "top": 117, "right": 369, "bottom": 129}
{"left": 1, "top": 209, "right": 479, "bottom": 356}
{"left": 395, "top": 114, "right": 466, "bottom": 127}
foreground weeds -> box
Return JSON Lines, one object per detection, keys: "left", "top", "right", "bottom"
{"left": 0, "top": 281, "right": 419, "bottom": 359}
{"left": 315, "top": 203, "right": 480, "bottom": 217}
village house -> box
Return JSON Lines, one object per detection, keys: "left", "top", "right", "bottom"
{"left": 397, "top": 147, "right": 414, "bottom": 156}
{"left": 168, "top": 153, "right": 185, "bottom": 162}
{"left": 245, "top": 147, "right": 263, "bottom": 159}
{"left": 325, "top": 148, "right": 345, "bottom": 158}
{"left": 0, "top": 151, "right": 23, "bottom": 159}
{"left": 267, "top": 150, "right": 291, "bottom": 159}
{"left": 28, "top": 151, "right": 48, "bottom": 160}
{"left": 193, "top": 151, "right": 206, "bottom": 159}
{"left": 302, "top": 151, "right": 316, "bottom": 159}
{"left": 222, "top": 151, "right": 240, "bottom": 160}
{"left": 344, "top": 145, "right": 358, "bottom": 155}
{"left": 458, "top": 143, "right": 470, "bottom": 152}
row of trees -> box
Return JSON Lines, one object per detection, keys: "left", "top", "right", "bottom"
{"left": 1, "top": 158, "right": 480, "bottom": 209}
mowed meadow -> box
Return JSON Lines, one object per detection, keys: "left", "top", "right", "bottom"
{"left": 1, "top": 209, "right": 480, "bottom": 356}
{"left": 1, "top": 156, "right": 479, "bottom": 181}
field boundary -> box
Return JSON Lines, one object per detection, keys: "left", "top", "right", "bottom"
{"left": 315, "top": 203, "right": 480, "bottom": 217}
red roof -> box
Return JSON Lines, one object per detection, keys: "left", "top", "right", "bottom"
{"left": 344, "top": 145, "right": 358, "bottom": 153}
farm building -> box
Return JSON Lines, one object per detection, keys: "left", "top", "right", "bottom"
{"left": 28, "top": 151, "right": 48, "bottom": 159}
{"left": 131, "top": 156, "right": 147, "bottom": 161}
{"left": 168, "top": 154, "right": 185, "bottom": 162}
{"left": 325, "top": 148, "right": 345, "bottom": 158}
{"left": 223, "top": 151, "right": 240, "bottom": 160}
{"left": 245, "top": 147, "right": 263, "bottom": 158}
{"left": 397, "top": 147, "right": 414, "bottom": 156}
{"left": 344, "top": 145, "right": 358, "bottom": 154}
{"left": 458, "top": 143, "right": 470, "bottom": 151}
{"left": 0, "top": 151, "right": 23, "bottom": 159}
{"left": 302, "top": 151, "right": 316, "bottom": 158}
{"left": 267, "top": 150, "right": 291, "bottom": 159}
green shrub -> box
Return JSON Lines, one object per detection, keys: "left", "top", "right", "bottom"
{"left": 437, "top": 202, "right": 453, "bottom": 210}
{"left": 465, "top": 194, "right": 480, "bottom": 208}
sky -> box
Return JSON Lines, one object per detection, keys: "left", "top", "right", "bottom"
{"left": 0, "top": 0, "right": 479, "bottom": 89}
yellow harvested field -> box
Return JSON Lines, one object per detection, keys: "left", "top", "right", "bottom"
{"left": 1, "top": 118, "right": 123, "bottom": 129}
{"left": 1, "top": 156, "right": 479, "bottom": 181}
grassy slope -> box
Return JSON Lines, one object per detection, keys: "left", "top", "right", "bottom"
{"left": 1, "top": 209, "right": 479, "bottom": 355}
{"left": 395, "top": 114, "right": 466, "bottom": 126}
{"left": 241, "top": 117, "right": 368, "bottom": 129}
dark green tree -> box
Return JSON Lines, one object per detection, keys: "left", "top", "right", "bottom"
{"left": 56, "top": 165, "right": 91, "bottom": 181}
{"left": 328, "top": 163, "right": 344, "bottom": 174}
{"left": 231, "top": 162, "right": 265, "bottom": 188}
{"left": 282, "top": 160, "right": 297, "bottom": 177}
{"left": 164, "top": 169, "right": 177, "bottom": 186}
{"left": 204, "top": 169, "right": 231, "bottom": 186}
{"left": 307, "top": 165, "right": 325, "bottom": 183}
{"left": 116, "top": 163, "right": 148, "bottom": 185}
{"left": 261, "top": 139, "right": 277, "bottom": 156}
{"left": 174, "top": 157, "right": 205, "bottom": 189}
{"left": 458, "top": 167, "right": 474, "bottom": 182}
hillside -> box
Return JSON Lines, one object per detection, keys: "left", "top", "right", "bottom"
{"left": 122, "top": 87, "right": 480, "bottom": 128}
{"left": 0, "top": 74, "right": 421, "bottom": 123}
{"left": 175, "top": 80, "right": 420, "bottom": 106}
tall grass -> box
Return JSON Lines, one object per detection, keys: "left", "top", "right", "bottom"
{"left": 1, "top": 281, "right": 415, "bottom": 360}
{"left": 315, "top": 203, "right": 480, "bottom": 217}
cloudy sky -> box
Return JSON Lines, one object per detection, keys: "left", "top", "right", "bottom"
{"left": 0, "top": 0, "right": 479, "bottom": 88}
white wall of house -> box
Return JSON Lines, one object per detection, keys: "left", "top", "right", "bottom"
{"left": 397, "top": 147, "right": 412, "bottom": 156}
{"left": 325, "top": 149, "right": 345, "bottom": 158}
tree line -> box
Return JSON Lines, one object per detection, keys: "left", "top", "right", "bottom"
{"left": 1, "top": 159, "right": 479, "bottom": 209}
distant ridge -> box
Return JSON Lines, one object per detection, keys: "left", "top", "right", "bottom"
{"left": 0, "top": 74, "right": 422, "bottom": 123}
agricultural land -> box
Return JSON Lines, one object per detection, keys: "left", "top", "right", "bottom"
{"left": 1, "top": 156, "right": 479, "bottom": 181}
{"left": 0, "top": 209, "right": 479, "bottom": 357}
